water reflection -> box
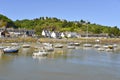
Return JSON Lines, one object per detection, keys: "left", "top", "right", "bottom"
{"left": 32, "top": 56, "right": 47, "bottom": 63}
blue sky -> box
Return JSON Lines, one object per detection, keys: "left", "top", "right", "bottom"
{"left": 0, "top": 0, "right": 120, "bottom": 28}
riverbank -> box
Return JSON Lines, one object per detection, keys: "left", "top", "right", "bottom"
{"left": 37, "top": 38, "right": 120, "bottom": 44}
{"left": 0, "top": 37, "right": 120, "bottom": 44}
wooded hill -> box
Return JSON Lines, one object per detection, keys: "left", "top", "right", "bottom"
{"left": 0, "top": 14, "right": 120, "bottom": 37}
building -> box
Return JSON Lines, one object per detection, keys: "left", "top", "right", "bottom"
{"left": 0, "top": 28, "right": 35, "bottom": 38}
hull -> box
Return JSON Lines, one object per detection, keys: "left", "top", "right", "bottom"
{"left": 3, "top": 47, "right": 19, "bottom": 53}
{"left": 4, "top": 49, "right": 19, "bottom": 53}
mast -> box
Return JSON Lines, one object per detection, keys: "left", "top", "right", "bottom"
{"left": 86, "top": 21, "right": 88, "bottom": 44}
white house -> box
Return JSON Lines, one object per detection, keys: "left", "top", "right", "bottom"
{"left": 51, "top": 31, "right": 56, "bottom": 38}
{"left": 42, "top": 30, "right": 46, "bottom": 37}
{"left": 61, "top": 32, "right": 65, "bottom": 38}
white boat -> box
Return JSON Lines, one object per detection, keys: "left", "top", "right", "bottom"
{"left": 68, "top": 42, "right": 80, "bottom": 46}
{"left": 94, "top": 44, "right": 101, "bottom": 48}
{"left": 22, "top": 44, "right": 31, "bottom": 48}
{"left": 113, "top": 44, "right": 117, "bottom": 48}
{"left": 44, "top": 46, "right": 54, "bottom": 51}
{"left": 67, "top": 46, "right": 75, "bottom": 49}
{"left": 97, "top": 47, "right": 104, "bottom": 51}
{"left": 74, "top": 42, "right": 80, "bottom": 46}
{"left": 11, "top": 43, "right": 19, "bottom": 46}
{"left": 42, "top": 43, "right": 54, "bottom": 51}
{"left": 83, "top": 43, "right": 92, "bottom": 47}
{"left": 42, "top": 43, "right": 53, "bottom": 47}
{"left": 33, "top": 50, "right": 48, "bottom": 56}
{"left": 54, "top": 44, "right": 63, "bottom": 48}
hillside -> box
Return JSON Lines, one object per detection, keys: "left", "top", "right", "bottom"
{"left": 0, "top": 14, "right": 16, "bottom": 28}
{"left": 0, "top": 14, "right": 120, "bottom": 37}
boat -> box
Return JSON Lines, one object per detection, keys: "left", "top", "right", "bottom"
{"left": 83, "top": 43, "right": 92, "bottom": 47}
{"left": 73, "top": 42, "right": 80, "bottom": 46}
{"left": 54, "top": 43, "right": 63, "bottom": 48}
{"left": 3, "top": 46, "right": 19, "bottom": 53}
{"left": 97, "top": 47, "right": 104, "bottom": 51}
{"left": 33, "top": 49, "right": 48, "bottom": 56}
{"left": 22, "top": 44, "right": 31, "bottom": 48}
{"left": 94, "top": 44, "right": 101, "bottom": 48}
{"left": 67, "top": 43, "right": 76, "bottom": 49}
{"left": 42, "top": 43, "right": 54, "bottom": 51}
{"left": 103, "top": 44, "right": 114, "bottom": 49}
{"left": 44, "top": 46, "right": 54, "bottom": 51}
{"left": 68, "top": 42, "right": 80, "bottom": 46}
{"left": 11, "top": 43, "right": 19, "bottom": 46}
{"left": 67, "top": 46, "right": 75, "bottom": 49}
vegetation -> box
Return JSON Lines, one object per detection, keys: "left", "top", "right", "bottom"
{"left": 0, "top": 14, "right": 16, "bottom": 28}
{"left": 0, "top": 14, "right": 120, "bottom": 37}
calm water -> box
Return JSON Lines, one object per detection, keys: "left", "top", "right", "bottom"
{"left": 0, "top": 45, "right": 120, "bottom": 80}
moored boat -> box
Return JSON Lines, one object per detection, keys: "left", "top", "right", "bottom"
{"left": 22, "top": 44, "right": 31, "bottom": 48}
{"left": 83, "top": 43, "right": 92, "bottom": 47}
{"left": 54, "top": 44, "right": 63, "bottom": 48}
{"left": 33, "top": 50, "right": 48, "bottom": 56}
{"left": 3, "top": 46, "right": 19, "bottom": 53}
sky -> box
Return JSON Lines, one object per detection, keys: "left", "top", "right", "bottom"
{"left": 0, "top": 0, "right": 120, "bottom": 28}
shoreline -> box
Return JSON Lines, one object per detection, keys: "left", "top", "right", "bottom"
{"left": 0, "top": 37, "right": 119, "bottom": 44}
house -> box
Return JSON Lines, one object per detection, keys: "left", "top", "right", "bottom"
{"left": 42, "top": 30, "right": 46, "bottom": 37}
{"left": 42, "top": 30, "right": 51, "bottom": 38}
{"left": 51, "top": 31, "right": 56, "bottom": 38}
{"left": 61, "top": 32, "right": 65, "bottom": 38}
{"left": 0, "top": 28, "right": 35, "bottom": 38}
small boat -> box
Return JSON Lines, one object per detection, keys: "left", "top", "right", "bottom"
{"left": 103, "top": 45, "right": 108, "bottom": 49}
{"left": 74, "top": 42, "right": 80, "bottom": 46}
{"left": 68, "top": 42, "right": 80, "bottom": 46}
{"left": 97, "top": 47, "right": 104, "bottom": 51}
{"left": 94, "top": 44, "right": 101, "bottom": 48}
{"left": 11, "top": 43, "right": 19, "bottom": 46}
{"left": 33, "top": 50, "right": 48, "bottom": 56}
{"left": 67, "top": 42, "right": 74, "bottom": 46}
{"left": 67, "top": 46, "right": 75, "bottom": 49}
{"left": 44, "top": 46, "right": 54, "bottom": 52}
{"left": 83, "top": 43, "right": 92, "bottom": 47}
{"left": 42, "top": 43, "right": 54, "bottom": 52}
{"left": 103, "top": 44, "right": 114, "bottom": 49}
{"left": 42, "top": 43, "right": 53, "bottom": 47}
{"left": 54, "top": 44, "right": 63, "bottom": 48}
{"left": 108, "top": 45, "right": 114, "bottom": 49}
{"left": 3, "top": 46, "right": 19, "bottom": 53}
{"left": 22, "top": 44, "right": 31, "bottom": 48}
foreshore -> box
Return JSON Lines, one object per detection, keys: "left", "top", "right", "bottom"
{"left": 0, "top": 37, "right": 120, "bottom": 44}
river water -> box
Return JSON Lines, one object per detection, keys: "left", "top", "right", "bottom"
{"left": 0, "top": 45, "right": 120, "bottom": 80}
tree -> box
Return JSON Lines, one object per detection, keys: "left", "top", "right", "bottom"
{"left": 0, "top": 14, "right": 15, "bottom": 28}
